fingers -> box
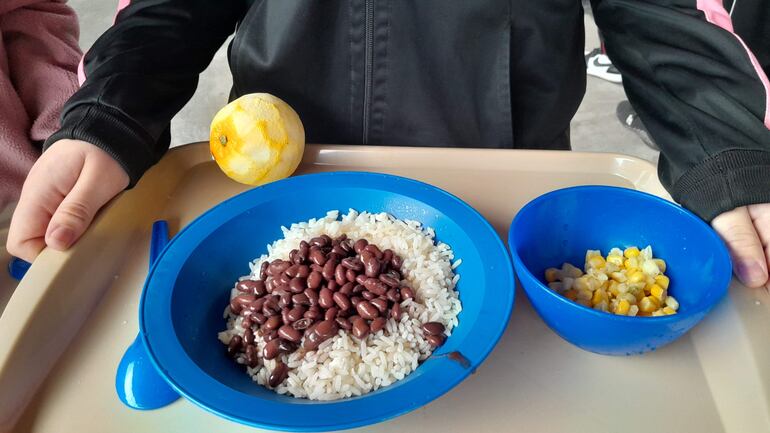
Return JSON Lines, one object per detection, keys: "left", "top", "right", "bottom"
{"left": 45, "top": 146, "right": 129, "bottom": 251}
{"left": 712, "top": 206, "right": 769, "bottom": 288}
{"left": 6, "top": 153, "right": 81, "bottom": 262}
{"left": 748, "top": 203, "right": 770, "bottom": 289}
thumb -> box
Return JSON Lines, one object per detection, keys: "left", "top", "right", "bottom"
{"left": 712, "top": 206, "right": 769, "bottom": 288}
{"left": 45, "top": 153, "right": 128, "bottom": 251}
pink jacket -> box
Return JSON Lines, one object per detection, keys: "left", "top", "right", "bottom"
{"left": 0, "top": 0, "right": 80, "bottom": 209}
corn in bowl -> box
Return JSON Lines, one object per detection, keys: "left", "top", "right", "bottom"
{"left": 544, "top": 246, "right": 679, "bottom": 317}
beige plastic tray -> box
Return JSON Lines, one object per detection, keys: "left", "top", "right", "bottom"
{"left": 2, "top": 143, "right": 769, "bottom": 433}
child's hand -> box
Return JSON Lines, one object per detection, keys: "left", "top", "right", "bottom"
{"left": 6, "top": 139, "right": 129, "bottom": 262}
{"left": 712, "top": 204, "right": 770, "bottom": 289}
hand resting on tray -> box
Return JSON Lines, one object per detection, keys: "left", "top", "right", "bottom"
{"left": 6, "top": 139, "right": 128, "bottom": 262}
{"left": 4, "top": 139, "right": 770, "bottom": 290}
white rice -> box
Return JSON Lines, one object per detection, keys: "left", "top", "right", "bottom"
{"left": 218, "top": 209, "right": 462, "bottom": 400}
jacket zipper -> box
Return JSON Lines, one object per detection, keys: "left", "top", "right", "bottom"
{"left": 362, "top": 0, "right": 374, "bottom": 144}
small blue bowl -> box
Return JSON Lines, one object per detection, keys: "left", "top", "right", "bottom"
{"left": 140, "top": 172, "right": 514, "bottom": 431}
{"left": 508, "top": 185, "right": 731, "bottom": 356}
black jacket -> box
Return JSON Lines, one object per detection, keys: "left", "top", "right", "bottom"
{"left": 46, "top": 0, "right": 770, "bottom": 221}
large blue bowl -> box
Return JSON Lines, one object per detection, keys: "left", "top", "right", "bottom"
{"left": 508, "top": 185, "right": 731, "bottom": 355}
{"left": 140, "top": 172, "right": 514, "bottom": 431}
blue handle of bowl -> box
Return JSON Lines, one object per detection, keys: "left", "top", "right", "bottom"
{"left": 7, "top": 257, "right": 31, "bottom": 281}
{"left": 115, "top": 220, "right": 180, "bottom": 410}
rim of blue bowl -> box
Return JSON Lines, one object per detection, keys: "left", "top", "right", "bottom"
{"left": 139, "top": 171, "right": 515, "bottom": 431}
{"left": 507, "top": 185, "right": 732, "bottom": 324}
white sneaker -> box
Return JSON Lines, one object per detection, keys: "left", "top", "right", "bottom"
{"left": 585, "top": 48, "right": 622, "bottom": 84}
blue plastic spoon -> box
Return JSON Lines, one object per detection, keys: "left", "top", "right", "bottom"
{"left": 115, "top": 220, "right": 179, "bottom": 409}
{"left": 7, "top": 257, "right": 31, "bottom": 280}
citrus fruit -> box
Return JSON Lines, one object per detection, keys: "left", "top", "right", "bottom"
{"left": 210, "top": 93, "right": 305, "bottom": 185}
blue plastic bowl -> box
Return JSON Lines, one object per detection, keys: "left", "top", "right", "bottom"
{"left": 140, "top": 172, "right": 514, "bottom": 431}
{"left": 508, "top": 185, "right": 731, "bottom": 356}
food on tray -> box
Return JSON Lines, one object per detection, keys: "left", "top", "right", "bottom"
{"left": 209, "top": 93, "right": 305, "bottom": 186}
{"left": 218, "top": 210, "right": 462, "bottom": 400}
{"left": 545, "top": 246, "right": 678, "bottom": 317}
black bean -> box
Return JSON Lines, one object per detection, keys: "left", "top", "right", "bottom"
{"left": 226, "top": 335, "right": 243, "bottom": 357}
{"left": 362, "top": 290, "right": 376, "bottom": 300}
{"left": 332, "top": 245, "right": 347, "bottom": 256}
{"left": 307, "top": 271, "right": 323, "bottom": 289}
{"left": 327, "top": 280, "right": 338, "bottom": 292}
{"left": 386, "top": 288, "right": 401, "bottom": 303}
{"left": 356, "top": 301, "right": 379, "bottom": 319}
{"left": 285, "top": 264, "right": 300, "bottom": 278}
{"left": 391, "top": 254, "right": 403, "bottom": 270}
{"left": 361, "top": 252, "right": 381, "bottom": 278}
{"left": 287, "top": 306, "right": 305, "bottom": 322}
{"left": 339, "top": 282, "right": 354, "bottom": 296}
{"left": 310, "top": 263, "right": 324, "bottom": 273}
{"left": 289, "top": 249, "right": 299, "bottom": 265}
{"left": 352, "top": 317, "right": 370, "bottom": 339}
{"left": 400, "top": 286, "right": 415, "bottom": 300}
{"left": 340, "top": 239, "right": 353, "bottom": 254}
{"left": 371, "top": 317, "right": 387, "bottom": 333}
{"left": 281, "top": 308, "right": 291, "bottom": 324}
{"left": 351, "top": 296, "right": 363, "bottom": 307}
{"left": 354, "top": 239, "right": 369, "bottom": 254}
{"left": 276, "top": 273, "right": 291, "bottom": 286}
{"left": 292, "top": 317, "right": 313, "bottom": 330}
{"left": 305, "top": 288, "right": 319, "bottom": 306}
{"left": 346, "top": 268, "right": 358, "bottom": 283}
{"left": 264, "top": 315, "right": 282, "bottom": 330}
{"left": 324, "top": 307, "right": 338, "bottom": 322}
{"left": 230, "top": 294, "right": 255, "bottom": 314}
{"left": 391, "top": 303, "right": 402, "bottom": 320}
{"left": 363, "top": 278, "right": 387, "bottom": 295}
{"left": 292, "top": 293, "right": 310, "bottom": 305}
{"left": 333, "top": 292, "right": 351, "bottom": 310}
{"left": 422, "top": 322, "right": 445, "bottom": 336}
{"left": 353, "top": 284, "right": 366, "bottom": 294}
{"left": 245, "top": 344, "right": 259, "bottom": 367}
{"left": 260, "top": 261, "right": 269, "bottom": 280}
{"left": 322, "top": 260, "right": 336, "bottom": 280}
{"left": 426, "top": 334, "right": 446, "bottom": 348}
{"left": 278, "top": 292, "right": 292, "bottom": 308}
{"left": 379, "top": 273, "right": 400, "bottom": 288}
{"left": 310, "top": 249, "right": 327, "bottom": 266}
{"left": 338, "top": 262, "right": 352, "bottom": 287}
{"left": 315, "top": 320, "right": 339, "bottom": 339}
{"left": 278, "top": 325, "right": 302, "bottom": 342}
{"left": 277, "top": 339, "right": 298, "bottom": 354}
{"left": 355, "top": 274, "right": 368, "bottom": 285}
{"left": 289, "top": 277, "right": 306, "bottom": 293}
{"left": 263, "top": 338, "right": 280, "bottom": 359}
{"left": 246, "top": 297, "right": 266, "bottom": 314}
{"left": 253, "top": 312, "right": 267, "bottom": 325}
{"left": 371, "top": 297, "right": 388, "bottom": 313}
{"left": 298, "top": 243, "right": 309, "bottom": 263}
{"left": 236, "top": 280, "right": 258, "bottom": 294}
{"left": 336, "top": 317, "right": 352, "bottom": 330}
{"left": 263, "top": 330, "right": 279, "bottom": 343}
{"left": 243, "top": 328, "right": 255, "bottom": 345}
{"left": 382, "top": 249, "right": 394, "bottom": 267}
{"left": 364, "top": 244, "right": 383, "bottom": 259}
{"left": 268, "top": 361, "right": 290, "bottom": 388}
{"left": 319, "top": 288, "right": 334, "bottom": 309}
{"left": 304, "top": 307, "right": 321, "bottom": 320}
{"left": 269, "top": 260, "right": 291, "bottom": 276}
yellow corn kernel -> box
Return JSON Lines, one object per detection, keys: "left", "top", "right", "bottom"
{"left": 608, "top": 281, "right": 621, "bottom": 297}
{"left": 639, "top": 296, "right": 659, "bottom": 313}
{"left": 574, "top": 276, "right": 592, "bottom": 292}
{"left": 548, "top": 282, "right": 564, "bottom": 292}
{"left": 564, "top": 289, "right": 578, "bottom": 301}
{"left": 545, "top": 268, "right": 561, "bottom": 283}
{"left": 619, "top": 292, "right": 637, "bottom": 304}
{"left": 615, "top": 299, "right": 631, "bottom": 315}
{"left": 592, "top": 289, "right": 608, "bottom": 306}
{"left": 628, "top": 271, "right": 645, "bottom": 284}
{"left": 654, "top": 275, "right": 670, "bottom": 290}
{"left": 628, "top": 305, "right": 640, "bottom": 317}
{"left": 642, "top": 259, "right": 661, "bottom": 276}
{"left": 587, "top": 255, "right": 606, "bottom": 270}
{"left": 593, "top": 300, "right": 609, "bottom": 312}
{"left": 623, "top": 258, "right": 635, "bottom": 270}
{"left": 653, "top": 259, "right": 667, "bottom": 273}
{"left": 662, "top": 306, "right": 677, "bottom": 315}
{"left": 637, "top": 311, "right": 652, "bottom": 317}
{"left": 650, "top": 284, "right": 667, "bottom": 302}
{"left": 610, "top": 272, "right": 627, "bottom": 283}
{"left": 577, "top": 289, "right": 593, "bottom": 301}
{"left": 665, "top": 296, "right": 679, "bottom": 311}
{"left": 652, "top": 309, "right": 666, "bottom": 317}
{"left": 576, "top": 298, "right": 592, "bottom": 308}
{"left": 634, "top": 289, "right": 646, "bottom": 302}
{"left": 561, "top": 263, "right": 584, "bottom": 278}
{"left": 624, "top": 247, "right": 641, "bottom": 258}
{"left": 607, "top": 255, "right": 624, "bottom": 266}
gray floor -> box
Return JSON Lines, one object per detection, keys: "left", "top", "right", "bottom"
{"left": 68, "top": 1, "right": 658, "bottom": 163}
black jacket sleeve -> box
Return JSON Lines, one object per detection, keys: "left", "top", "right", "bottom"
{"left": 591, "top": 0, "right": 770, "bottom": 221}
{"left": 44, "top": 0, "right": 247, "bottom": 186}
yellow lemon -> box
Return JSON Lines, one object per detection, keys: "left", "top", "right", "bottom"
{"left": 210, "top": 93, "right": 305, "bottom": 185}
